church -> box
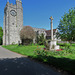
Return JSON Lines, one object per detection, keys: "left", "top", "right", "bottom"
{"left": 3, "top": 0, "right": 60, "bottom": 45}
{"left": 3, "top": 0, "right": 23, "bottom": 45}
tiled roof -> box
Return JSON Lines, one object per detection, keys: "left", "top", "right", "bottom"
{"left": 33, "top": 28, "right": 46, "bottom": 31}
{"left": 46, "top": 29, "right": 57, "bottom": 36}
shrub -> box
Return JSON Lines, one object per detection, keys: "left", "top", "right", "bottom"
{"left": 57, "top": 43, "right": 64, "bottom": 46}
{"left": 0, "top": 37, "right": 2, "bottom": 45}
{"left": 37, "top": 33, "right": 46, "bottom": 45}
{"left": 72, "top": 43, "right": 75, "bottom": 46}
{"left": 20, "top": 26, "right": 35, "bottom": 45}
{"left": 34, "top": 47, "right": 48, "bottom": 56}
{"left": 65, "top": 48, "right": 75, "bottom": 54}
{"left": 63, "top": 43, "right": 70, "bottom": 46}
{"left": 0, "top": 27, "right": 3, "bottom": 45}
{"left": 44, "top": 41, "right": 49, "bottom": 50}
{"left": 57, "top": 43, "right": 70, "bottom": 48}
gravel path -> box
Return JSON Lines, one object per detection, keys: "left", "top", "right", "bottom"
{"left": 0, "top": 46, "right": 62, "bottom": 75}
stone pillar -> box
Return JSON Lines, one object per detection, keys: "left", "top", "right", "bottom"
{"left": 49, "top": 16, "right": 53, "bottom": 40}
{"left": 49, "top": 16, "right": 60, "bottom": 50}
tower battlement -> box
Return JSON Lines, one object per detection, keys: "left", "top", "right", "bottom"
{"left": 16, "top": 0, "right": 22, "bottom": 2}
{"left": 9, "top": 3, "right": 16, "bottom": 8}
{"left": 5, "top": 0, "right": 22, "bottom": 9}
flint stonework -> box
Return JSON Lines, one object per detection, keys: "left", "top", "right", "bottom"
{"left": 3, "top": 0, "right": 23, "bottom": 45}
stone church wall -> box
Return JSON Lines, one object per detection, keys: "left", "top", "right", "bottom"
{"left": 3, "top": 0, "right": 23, "bottom": 45}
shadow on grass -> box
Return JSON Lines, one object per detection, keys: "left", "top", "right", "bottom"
{"left": 30, "top": 55, "right": 75, "bottom": 75}
{"left": 0, "top": 57, "right": 61, "bottom": 75}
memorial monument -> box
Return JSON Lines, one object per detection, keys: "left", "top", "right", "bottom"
{"left": 49, "top": 16, "right": 59, "bottom": 50}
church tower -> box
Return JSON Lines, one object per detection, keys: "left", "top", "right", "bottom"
{"left": 3, "top": 0, "right": 23, "bottom": 45}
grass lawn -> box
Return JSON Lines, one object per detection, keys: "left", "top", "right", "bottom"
{"left": 2, "top": 45, "right": 44, "bottom": 56}
{"left": 2, "top": 44, "right": 75, "bottom": 74}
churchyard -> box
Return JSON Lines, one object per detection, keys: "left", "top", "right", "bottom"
{"left": 0, "top": 0, "right": 75, "bottom": 75}
{"left": 2, "top": 43, "right": 75, "bottom": 75}
{"left": 1, "top": 7, "right": 75, "bottom": 75}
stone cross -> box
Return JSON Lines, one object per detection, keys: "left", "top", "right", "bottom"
{"left": 49, "top": 16, "right": 53, "bottom": 40}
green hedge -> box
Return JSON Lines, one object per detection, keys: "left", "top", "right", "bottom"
{"left": 57, "top": 43, "right": 70, "bottom": 46}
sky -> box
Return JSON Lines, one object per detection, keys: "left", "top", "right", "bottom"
{"left": 0, "top": 0, "right": 75, "bottom": 30}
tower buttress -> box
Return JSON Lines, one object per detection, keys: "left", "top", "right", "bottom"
{"left": 16, "top": 0, "right": 22, "bottom": 8}
{"left": 16, "top": 0, "right": 23, "bottom": 30}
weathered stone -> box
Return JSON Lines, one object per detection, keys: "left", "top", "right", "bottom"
{"left": 3, "top": 0, "right": 23, "bottom": 45}
{"left": 49, "top": 16, "right": 60, "bottom": 50}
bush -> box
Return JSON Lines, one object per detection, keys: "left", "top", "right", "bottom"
{"left": 65, "top": 48, "right": 75, "bottom": 54}
{"left": 37, "top": 33, "right": 46, "bottom": 45}
{"left": 72, "top": 43, "right": 75, "bottom": 46}
{"left": 34, "top": 47, "right": 48, "bottom": 56}
{"left": 0, "top": 37, "right": 2, "bottom": 45}
{"left": 0, "top": 27, "right": 3, "bottom": 45}
{"left": 34, "top": 46, "right": 75, "bottom": 57}
{"left": 57, "top": 43, "right": 64, "bottom": 46}
{"left": 63, "top": 43, "right": 70, "bottom": 48}
{"left": 57, "top": 43, "right": 70, "bottom": 48}
{"left": 44, "top": 40, "right": 49, "bottom": 50}
{"left": 20, "top": 26, "right": 35, "bottom": 45}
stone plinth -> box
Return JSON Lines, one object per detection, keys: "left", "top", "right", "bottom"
{"left": 49, "top": 40, "right": 60, "bottom": 50}
{"left": 55, "top": 45, "right": 60, "bottom": 50}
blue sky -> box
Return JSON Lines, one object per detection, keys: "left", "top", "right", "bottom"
{"left": 0, "top": 0, "right": 75, "bottom": 30}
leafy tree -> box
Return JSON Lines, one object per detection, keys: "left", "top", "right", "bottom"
{"left": 20, "top": 26, "right": 35, "bottom": 45}
{"left": 58, "top": 8, "right": 75, "bottom": 41}
{"left": 0, "top": 27, "right": 3, "bottom": 45}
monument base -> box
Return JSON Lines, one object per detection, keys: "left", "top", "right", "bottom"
{"left": 49, "top": 40, "right": 60, "bottom": 50}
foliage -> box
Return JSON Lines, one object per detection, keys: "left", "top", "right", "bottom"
{"left": 57, "top": 8, "right": 75, "bottom": 41}
{"left": 57, "top": 43, "right": 71, "bottom": 46}
{"left": 0, "top": 27, "right": 3, "bottom": 45}
{"left": 44, "top": 40, "right": 50, "bottom": 50}
{"left": 2, "top": 44, "right": 75, "bottom": 74}
{"left": 72, "top": 43, "right": 75, "bottom": 46}
{"left": 37, "top": 33, "right": 46, "bottom": 45}
{"left": 57, "top": 43, "right": 70, "bottom": 48}
{"left": 34, "top": 47, "right": 48, "bottom": 56}
{"left": 20, "top": 26, "right": 35, "bottom": 45}
{"left": 2, "top": 44, "right": 75, "bottom": 57}
{"left": 63, "top": 43, "right": 70, "bottom": 48}
{"left": 2, "top": 45, "right": 44, "bottom": 56}
{"left": 34, "top": 46, "right": 75, "bottom": 57}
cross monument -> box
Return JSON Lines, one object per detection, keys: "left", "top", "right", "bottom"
{"left": 49, "top": 16, "right": 53, "bottom": 40}
{"left": 49, "top": 16, "right": 60, "bottom": 50}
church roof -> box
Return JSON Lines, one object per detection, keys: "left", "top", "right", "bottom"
{"left": 33, "top": 27, "right": 46, "bottom": 31}
{"left": 46, "top": 29, "right": 57, "bottom": 36}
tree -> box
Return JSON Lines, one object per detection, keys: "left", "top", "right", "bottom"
{"left": 20, "top": 26, "right": 35, "bottom": 45}
{"left": 0, "top": 27, "right": 3, "bottom": 45}
{"left": 58, "top": 8, "right": 75, "bottom": 41}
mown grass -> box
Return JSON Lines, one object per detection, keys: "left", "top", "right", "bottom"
{"left": 2, "top": 44, "right": 75, "bottom": 74}
{"left": 2, "top": 45, "right": 44, "bottom": 56}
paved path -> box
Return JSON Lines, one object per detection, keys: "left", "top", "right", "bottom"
{"left": 0, "top": 46, "right": 23, "bottom": 58}
{"left": 0, "top": 46, "right": 62, "bottom": 75}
